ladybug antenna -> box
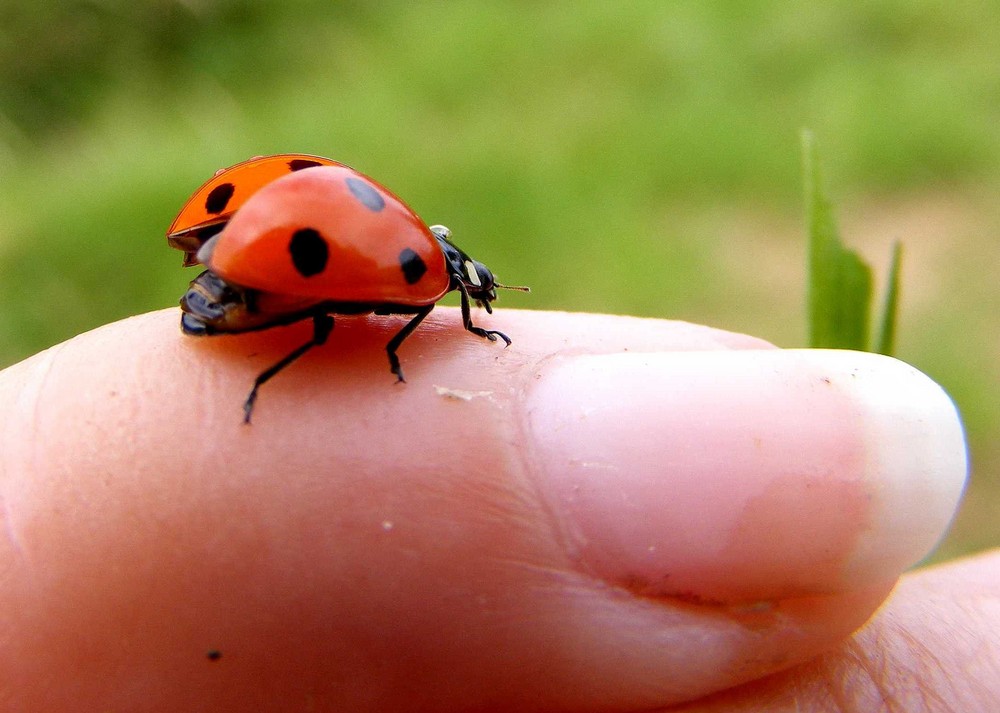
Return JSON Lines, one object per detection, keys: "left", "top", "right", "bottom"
{"left": 494, "top": 281, "right": 531, "bottom": 293}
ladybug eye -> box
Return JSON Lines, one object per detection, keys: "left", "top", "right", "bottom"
{"left": 465, "top": 260, "right": 495, "bottom": 293}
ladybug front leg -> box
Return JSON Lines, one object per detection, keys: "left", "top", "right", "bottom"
{"left": 385, "top": 305, "right": 434, "bottom": 383}
{"left": 243, "top": 312, "right": 334, "bottom": 423}
{"left": 456, "top": 282, "right": 512, "bottom": 347}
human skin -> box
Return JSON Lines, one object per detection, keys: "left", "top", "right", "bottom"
{"left": 0, "top": 308, "right": 976, "bottom": 711}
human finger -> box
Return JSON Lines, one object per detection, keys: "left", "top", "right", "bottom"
{"left": 0, "top": 308, "right": 966, "bottom": 711}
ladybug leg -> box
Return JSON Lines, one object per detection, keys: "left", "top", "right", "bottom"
{"left": 386, "top": 305, "right": 434, "bottom": 383}
{"left": 243, "top": 313, "right": 334, "bottom": 423}
{"left": 456, "top": 282, "right": 512, "bottom": 347}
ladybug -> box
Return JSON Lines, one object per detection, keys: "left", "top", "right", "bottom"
{"left": 167, "top": 154, "right": 527, "bottom": 422}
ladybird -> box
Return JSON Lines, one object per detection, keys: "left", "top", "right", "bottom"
{"left": 169, "top": 155, "right": 528, "bottom": 422}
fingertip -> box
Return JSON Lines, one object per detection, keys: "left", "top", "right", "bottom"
{"left": 525, "top": 348, "right": 967, "bottom": 601}
{"left": 802, "top": 350, "right": 968, "bottom": 580}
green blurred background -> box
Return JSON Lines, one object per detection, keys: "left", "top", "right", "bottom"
{"left": 1, "top": 1, "right": 996, "bottom": 559}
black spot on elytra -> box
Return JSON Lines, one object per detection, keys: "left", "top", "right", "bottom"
{"left": 206, "top": 650, "right": 222, "bottom": 662}
{"left": 399, "top": 248, "right": 427, "bottom": 284}
{"left": 289, "top": 228, "right": 329, "bottom": 277}
{"left": 205, "top": 183, "right": 235, "bottom": 214}
{"left": 345, "top": 177, "right": 386, "bottom": 212}
{"left": 288, "top": 159, "right": 324, "bottom": 171}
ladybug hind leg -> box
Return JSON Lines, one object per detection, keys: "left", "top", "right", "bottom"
{"left": 243, "top": 313, "right": 334, "bottom": 423}
{"left": 456, "top": 282, "right": 512, "bottom": 346}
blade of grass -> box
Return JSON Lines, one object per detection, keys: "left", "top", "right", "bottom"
{"left": 875, "top": 240, "right": 903, "bottom": 355}
{"left": 802, "top": 130, "right": 873, "bottom": 350}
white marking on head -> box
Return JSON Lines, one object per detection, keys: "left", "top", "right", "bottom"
{"left": 465, "top": 260, "right": 482, "bottom": 287}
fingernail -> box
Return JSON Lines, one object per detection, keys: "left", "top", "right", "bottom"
{"left": 527, "top": 349, "right": 967, "bottom": 602}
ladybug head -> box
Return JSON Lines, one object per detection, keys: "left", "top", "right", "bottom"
{"left": 430, "top": 225, "right": 530, "bottom": 312}
{"left": 431, "top": 224, "right": 501, "bottom": 312}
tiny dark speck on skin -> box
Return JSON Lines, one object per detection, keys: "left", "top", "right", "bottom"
{"left": 206, "top": 649, "right": 222, "bottom": 661}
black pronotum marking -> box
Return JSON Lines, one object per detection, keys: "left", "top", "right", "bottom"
{"left": 205, "top": 183, "right": 235, "bottom": 214}
{"left": 288, "top": 159, "right": 324, "bottom": 171}
{"left": 345, "top": 177, "right": 386, "bottom": 212}
{"left": 399, "top": 248, "right": 427, "bottom": 284}
{"left": 289, "top": 228, "right": 329, "bottom": 277}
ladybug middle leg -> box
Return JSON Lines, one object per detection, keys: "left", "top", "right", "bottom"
{"left": 456, "top": 282, "right": 512, "bottom": 347}
{"left": 243, "top": 312, "right": 334, "bottom": 423}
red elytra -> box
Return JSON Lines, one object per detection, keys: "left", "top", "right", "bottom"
{"left": 170, "top": 154, "right": 527, "bottom": 423}
{"left": 203, "top": 164, "right": 451, "bottom": 305}
{"left": 167, "top": 154, "right": 343, "bottom": 266}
